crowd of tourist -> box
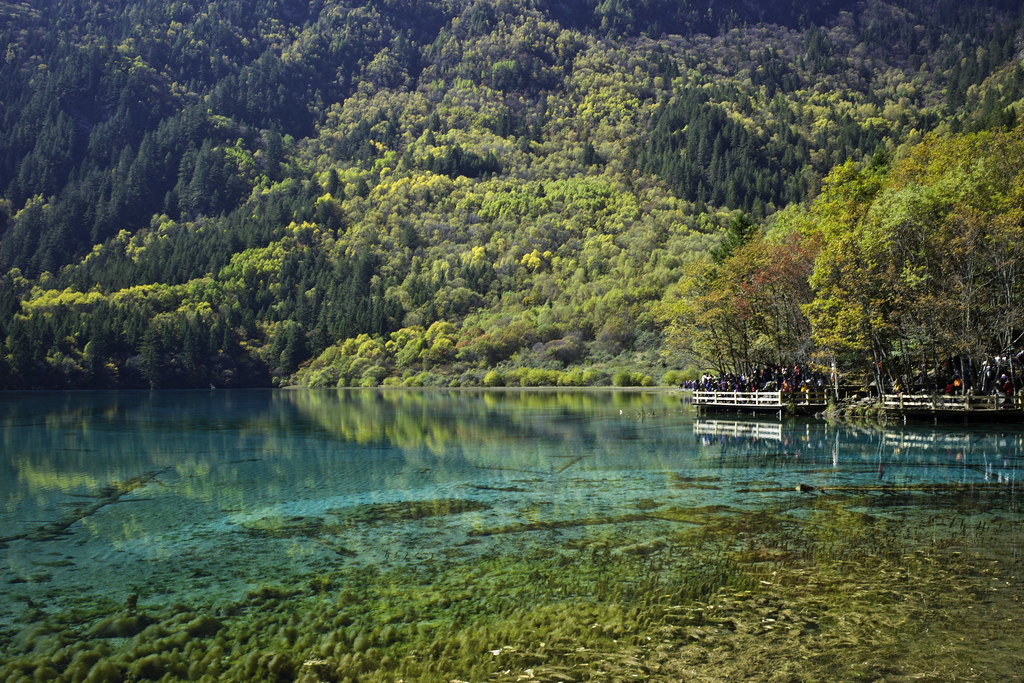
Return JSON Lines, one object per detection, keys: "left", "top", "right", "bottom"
{"left": 907, "top": 355, "right": 1023, "bottom": 397}
{"left": 681, "top": 364, "right": 828, "bottom": 394}
{"left": 679, "top": 354, "right": 1024, "bottom": 398}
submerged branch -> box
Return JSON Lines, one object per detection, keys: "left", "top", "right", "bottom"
{"left": 0, "top": 468, "right": 170, "bottom": 547}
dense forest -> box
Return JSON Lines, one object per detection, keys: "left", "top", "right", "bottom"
{"left": 1, "top": 0, "right": 1023, "bottom": 390}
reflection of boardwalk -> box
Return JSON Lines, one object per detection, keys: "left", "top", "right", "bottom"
{"left": 694, "top": 419, "right": 783, "bottom": 441}
{"left": 881, "top": 431, "right": 1024, "bottom": 459}
{"left": 692, "top": 390, "right": 826, "bottom": 416}
{"left": 879, "top": 429, "right": 1023, "bottom": 484}
{"left": 881, "top": 431, "right": 973, "bottom": 451}
{"left": 882, "top": 394, "right": 1024, "bottom": 423}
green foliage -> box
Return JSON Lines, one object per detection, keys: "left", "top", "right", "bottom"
{"left": 1, "top": 0, "right": 1022, "bottom": 388}
{"left": 612, "top": 370, "right": 653, "bottom": 387}
{"left": 658, "top": 229, "right": 818, "bottom": 374}
{"left": 802, "top": 127, "right": 1024, "bottom": 389}
{"left": 660, "top": 369, "right": 693, "bottom": 386}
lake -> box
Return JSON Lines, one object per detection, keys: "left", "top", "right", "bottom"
{"left": 1, "top": 389, "right": 1023, "bottom": 681}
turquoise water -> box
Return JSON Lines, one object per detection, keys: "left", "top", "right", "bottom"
{"left": 2, "top": 389, "right": 1023, "bottom": 680}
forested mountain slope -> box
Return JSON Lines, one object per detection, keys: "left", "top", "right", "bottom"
{"left": 1, "top": 0, "right": 1022, "bottom": 389}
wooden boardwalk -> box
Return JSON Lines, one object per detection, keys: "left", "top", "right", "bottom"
{"left": 881, "top": 393, "right": 1024, "bottom": 422}
{"left": 692, "top": 390, "right": 827, "bottom": 416}
{"left": 691, "top": 390, "right": 1024, "bottom": 422}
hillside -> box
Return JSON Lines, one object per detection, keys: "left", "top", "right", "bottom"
{"left": 1, "top": 0, "right": 1022, "bottom": 389}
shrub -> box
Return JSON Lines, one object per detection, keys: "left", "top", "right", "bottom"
{"left": 612, "top": 370, "right": 632, "bottom": 387}
{"left": 360, "top": 365, "right": 387, "bottom": 386}
{"left": 678, "top": 368, "right": 702, "bottom": 382}
{"left": 483, "top": 370, "right": 505, "bottom": 387}
{"left": 403, "top": 373, "right": 426, "bottom": 387}
{"left": 558, "top": 368, "right": 585, "bottom": 386}
{"left": 661, "top": 370, "right": 685, "bottom": 386}
{"left": 522, "top": 368, "right": 560, "bottom": 386}
{"left": 612, "top": 370, "right": 654, "bottom": 387}
{"left": 305, "top": 366, "right": 340, "bottom": 388}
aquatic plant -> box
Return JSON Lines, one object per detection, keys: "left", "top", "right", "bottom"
{"left": 328, "top": 498, "right": 491, "bottom": 525}
{"left": 4, "top": 393, "right": 1024, "bottom": 680}
{"left": 2, "top": 495, "right": 1022, "bottom": 681}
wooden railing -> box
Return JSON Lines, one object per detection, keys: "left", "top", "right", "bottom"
{"left": 882, "top": 393, "right": 1024, "bottom": 412}
{"left": 692, "top": 390, "right": 827, "bottom": 408}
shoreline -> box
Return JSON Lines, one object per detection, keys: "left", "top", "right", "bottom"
{"left": 286, "top": 384, "right": 688, "bottom": 395}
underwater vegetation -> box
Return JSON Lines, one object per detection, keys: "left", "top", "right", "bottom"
{"left": 5, "top": 392, "right": 1024, "bottom": 680}
{"left": 2, "top": 485, "right": 1023, "bottom": 681}
{"left": 328, "top": 499, "right": 492, "bottom": 525}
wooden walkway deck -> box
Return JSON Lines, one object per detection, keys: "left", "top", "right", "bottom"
{"left": 692, "top": 390, "right": 828, "bottom": 416}
{"left": 691, "top": 390, "right": 1024, "bottom": 422}
{"left": 881, "top": 393, "right": 1024, "bottom": 422}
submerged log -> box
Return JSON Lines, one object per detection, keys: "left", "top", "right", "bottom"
{"left": 0, "top": 468, "right": 170, "bottom": 545}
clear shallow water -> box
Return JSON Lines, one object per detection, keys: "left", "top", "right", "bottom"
{"left": 1, "top": 389, "right": 1024, "bottom": 681}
